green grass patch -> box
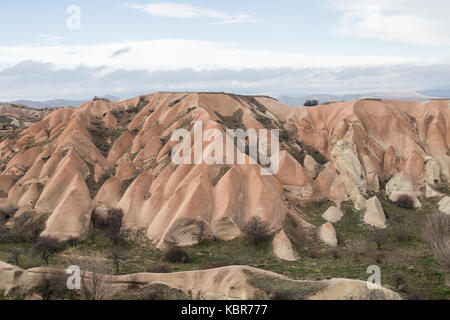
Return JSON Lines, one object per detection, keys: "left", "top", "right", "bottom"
{"left": 245, "top": 271, "right": 327, "bottom": 300}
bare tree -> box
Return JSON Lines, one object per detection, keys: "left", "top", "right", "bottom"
{"left": 10, "top": 211, "right": 46, "bottom": 243}
{"left": 165, "top": 234, "right": 179, "bottom": 248}
{"left": 110, "top": 248, "right": 127, "bottom": 275}
{"left": 0, "top": 224, "right": 11, "bottom": 243}
{"left": 35, "top": 270, "right": 68, "bottom": 300}
{"left": 424, "top": 212, "right": 450, "bottom": 271}
{"left": 369, "top": 229, "right": 389, "bottom": 250}
{"left": 8, "top": 248, "right": 21, "bottom": 265}
{"left": 192, "top": 221, "right": 209, "bottom": 244}
{"left": 347, "top": 239, "right": 368, "bottom": 262}
{"left": 106, "top": 209, "right": 123, "bottom": 238}
{"left": 33, "top": 236, "right": 65, "bottom": 266}
{"left": 91, "top": 208, "right": 126, "bottom": 247}
{"left": 75, "top": 255, "right": 115, "bottom": 300}
{"left": 242, "top": 217, "right": 270, "bottom": 245}
{"left": 0, "top": 206, "right": 17, "bottom": 224}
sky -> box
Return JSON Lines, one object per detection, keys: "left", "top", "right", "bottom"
{"left": 1, "top": 0, "right": 450, "bottom": 100}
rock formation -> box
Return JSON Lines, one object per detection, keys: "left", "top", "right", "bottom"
{"left": 322, "top": 206, "right": 343, "bottom": 223}
{"left": 363, "top": 197, "right": 387, "bottom": 229}
{"left": 0, "top": 262, "right": 402, "bottom": 300}
{"left": 318, "top": 222, "right": 338, "bottom": 246}
{"left": 0, "top": 93, "right": 449, "bottom": 247}
{"left": 273, "top": 230, "right": 297, "bottom": 261}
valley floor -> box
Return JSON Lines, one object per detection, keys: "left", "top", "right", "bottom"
{"left": 1, "top": 193, "right": 449, "bottom": 300}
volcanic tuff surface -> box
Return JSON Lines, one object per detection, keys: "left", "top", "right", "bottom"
{"left": 0, "top": 104, "right": 61, "bottom": 128}
{"left": 0, "top": 93, "right": 449, "bottom": 247}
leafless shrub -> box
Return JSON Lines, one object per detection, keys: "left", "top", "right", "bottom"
{"left": 0, "top": 224, "right": 11, "bottom": 243}
{"left": 137, "top": 283, "right": 191, "bottom": 300}
{"left": 10, "top": 211, "right": 46, "bottom": 243}
{"left": 392, "top": 273, "right": 405, "bottom": 289}
{"left": 375, "top": 252, "right": 384, "bottom": 264}
{"left": 91, "top": 208, "right": 118, "bottom": 230}
{"left": 330, "top": 249, "right": 340, "bottom": 260}
{"left": 146, "top": 264, "right": 172, "bottom": 273}
{"left": 402, "top": 285, "right": 424, "bottom": 300}
{"left": 91, "top": 208, "right": 126, "bottom": 247}
{"left": 109, "top": 229, "right": 129, "bottom": 248}
{"left": 66, "top": 237, "right": 80, "bottom": 248}
{"left": 34, "top": 270, "right": 68, "bottom": 300}
{"left": 395, "top": 195, "right": 414, "bottom": 209}
{"left": 391, "top": 273, "right": 423, "bottom": 300}
{"left": 87, "top": 225, "right": 99, "bottom": 244}
{"left": 33, "top": 236, "right": 65, "bottom": 266}
{"left": 307, "top": 248, "right": 321, "bottom": 259}
{"left": 74, "top": 255, "right": 115, "bottom": 300}
{"left": 369, "top": 229, "right": 389, "bottom": 250}
{"left": 192, "top": 221, "right": 209, "bottom": 244}
{"left": 8, "top": 248, "right": 21, "bottom": 265}
{"left": 165, "top": 235, "right": 179, "bottom": 248}
{"left": 106, "top": 209, "right": 124, "bottom": 236}
{"left": 0, "top": 206, "right": 17, "bottom": 224}
{"left": 128, "top": 274, "right": 140, "bottom": 290}
{"left": 242, "top": 217, "right": 270, "bottom": 245}
{"left": 424, "top": 212, "right": 450, "bottom": 271}
{"left": 110, "top": 248, "right": 127, "bottom": 275}
{"left": 392, "top": 220, "right": 412, "bottom": 241}
{"left": 347, "top": 239, "right": 368, "bottom": 262}
{"left": 206, "top": 260, "right": 245, "bottom": 269}
{"left": 164, "top": 247, "right": 190, "bottom": 264}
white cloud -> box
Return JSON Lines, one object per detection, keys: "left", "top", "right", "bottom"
{"left": 1, "top": 60, "right": 450, "bottom": 101}
{"left": 330, "top": 0, "right": 450, "bottom": 46}
{"left": 0, "top": 39, "right": 427, "bottom": 72}
{"left": 38, "top": 35, "right": 63, "bottom": 42}
{"left": 122, "top": 2, "right": 257, "bottom": 24}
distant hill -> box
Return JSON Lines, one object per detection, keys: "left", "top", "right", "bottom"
{"left": 7, "top": 95, "right": 122, "bottom": 109}
{"left": 0, "top": 103, "right": 61, "bottom": 128}
{"left": 417, "top": 88, "right": 450, "bottom": 98}
{"left": 278, "top": 90, "right": 438, "bottom": 106}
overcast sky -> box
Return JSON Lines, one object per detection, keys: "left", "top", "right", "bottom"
{"left": 1, "top": 0, "right": 450, "bottom": 100}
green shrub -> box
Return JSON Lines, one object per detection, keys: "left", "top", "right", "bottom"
{"left": 395, "top": 195, "right": 414, "bottom": 209}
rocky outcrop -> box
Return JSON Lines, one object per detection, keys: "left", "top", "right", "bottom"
{"left": 304, "top": 155, "right": 321, "bottom": 178}
{"left": 363, "top": 197, "right": 387, "bottom": 229}
{"left": 425, "top": 184, "right": 443, "bottom": 198}
{"left": 0, "top": 262, "right": 402, "bottom": 300}
{"left": 318, "top": 222, "right": 338, "bottom": 246}
{"left": 330, "top": 139, "right": 367, "bottom": 209}
{"left": 272, "top": 230, "right": 297, "bottom": 261}
{"left": 438, "top": 196, "right": 450, "bottom": 215}
{"left": 322, "top": 206, "right": 343, "bottom": 223}
{"left": 0, "top": 261, "right": 24, "bottom": 296}
{"left": 386, "top": 173, "right": 422, "bottom": 208}
{"left": 424, "top": 158, "right": 441, "bottom": 185}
